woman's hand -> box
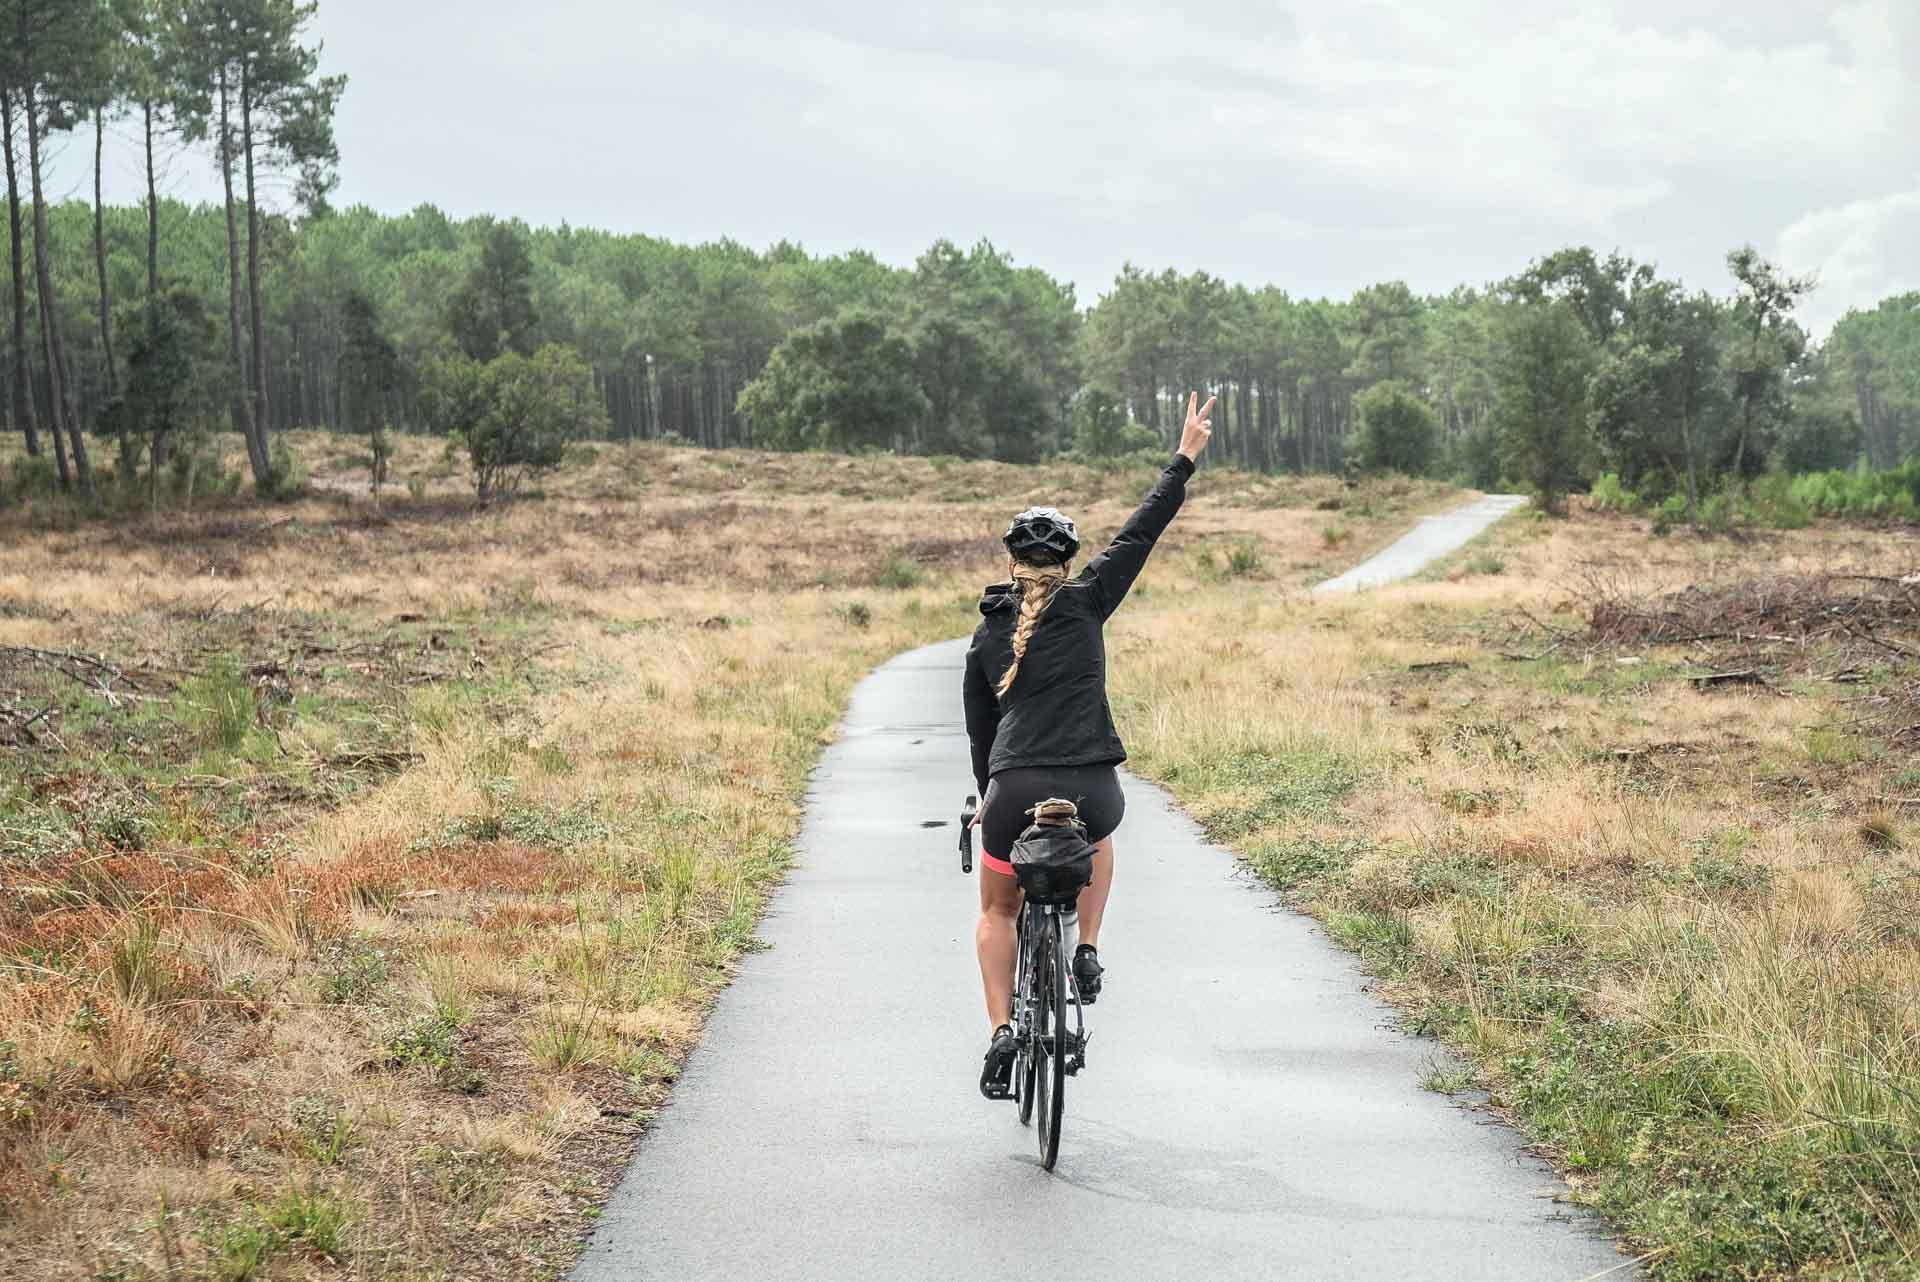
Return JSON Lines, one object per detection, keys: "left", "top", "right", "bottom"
{"left": 1179, "top": 391, "right": 1216, "bottom": 462}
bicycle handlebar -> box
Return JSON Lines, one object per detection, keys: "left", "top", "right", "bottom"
{"left": 959, "top": 794, "right": 977, "bottom": 874}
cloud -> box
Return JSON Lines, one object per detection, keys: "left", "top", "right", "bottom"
{"left": 52, "top": 0, "right": 1920, "bottom": 333}
{"left": 1776, "top": 188, "right": 1920, "bottom": 336}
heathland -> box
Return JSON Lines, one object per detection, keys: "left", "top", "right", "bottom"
{"left": 1, "top": 435, "right": 1453, "bottom": 1279}
{"left": 6, "top": 434, "right": 1919, "bottom": 1278}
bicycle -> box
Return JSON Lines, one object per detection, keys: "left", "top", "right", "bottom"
{"left": 961, "top": 794, "right": 1088, "bottom": 1171}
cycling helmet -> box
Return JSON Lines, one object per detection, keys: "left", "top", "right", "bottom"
{"left": 1003, "top": 506, "right": 1080, "bottom": 565}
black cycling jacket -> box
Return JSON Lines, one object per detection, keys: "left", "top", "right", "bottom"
{"left": 963, "top": 453, "right": 1194, "bottom": 795}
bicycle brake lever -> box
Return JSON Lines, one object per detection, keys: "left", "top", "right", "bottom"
{"left": 959, "top": 794, "right": 976, "bottom": 874}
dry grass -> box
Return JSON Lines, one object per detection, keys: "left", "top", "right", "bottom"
{"left": 1115, "top": 501, "right": 1920, "bottom": 1280}
{"left": 0, "top": 431, "right": 1452, "bottom": 1280}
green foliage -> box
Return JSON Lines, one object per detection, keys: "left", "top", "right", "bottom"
{"left": 875, "top": 553, "right": 922, "bottom": 590}
{"left": 265, "top": 438, "right": 307, "bottom": 497}
{"left": 289, "top": 1096, "right": 356, "bottom": 1165}
{"left": 1587, "top": 472, "right": 1639, "bottom": 512}
{"left": 1352, "top": 380, "right": 1438, "bottom": 476}
{"left": 101, "top": 284, "right": 224, "bottom": 507}
{"left": 832, "top": 600, "right": 872, "bottom": 629}
{"left": 423, "top": 343, "right": 605, "bottom": 501}
{"left": 259, "top": 1186, "right": 349, "bottom": 1261}
{"left": 338, "top": 291, "right": 403, "bottom": 492}
{"left": 1491, "top": 300, "right": 1595, "bottom": 514}
{"left": 736, "top": 308, "right": 928, "bottom": 452}
{"left": 382, "top": 1009, "right": 484, "bottom": 1093}
{"left": 448, "top": 221, "right": 538, "bottom": 362}
{"left": 181, "top": 661, "right": 257, "bottom": 754}
{"left": 1070, "top": 381, "right": 1159, "bottom": 462}
{"left": 319, "top": 935, "right": 387, "bottom": 1004}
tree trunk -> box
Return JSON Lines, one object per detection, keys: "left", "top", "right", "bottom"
{"left": 25, "top": 85, "right": 89, "bottom": 494}
{"left": 240, "top": 63, "right": 272, "bottom": 471}
{"left": 143, "top": 101, "right": 159, "bottom": 309}
{"left": 2, "top": 91, "right": 39, "bottom": 461}
{"left": 217, "top": 65, "right": 266, "bottom": 486}
{"left": 93, "top": 108, "right": 115, "bottom": 400}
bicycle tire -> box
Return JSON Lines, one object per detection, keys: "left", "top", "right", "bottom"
{"left": 1036, "top": 914, "right": 1067, "bottom": 1170}
{"left": 1015, "top": 907, "right": 1036, "bottom": 1126}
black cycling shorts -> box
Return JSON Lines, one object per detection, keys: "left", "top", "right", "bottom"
{"left": 980, "top": 764, "right": 1125, "bottom": 874}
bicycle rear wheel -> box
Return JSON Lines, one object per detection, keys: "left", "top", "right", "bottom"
{"left": 1035, "top": 913, "right": 1067, "bottom": 1170}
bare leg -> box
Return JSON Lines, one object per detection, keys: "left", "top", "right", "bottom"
{"left": 976, "top": 867, "right": 1023, "bottom": 1031}
{"left": 1075, "top": 836, "right": 1115, "bottom": 949}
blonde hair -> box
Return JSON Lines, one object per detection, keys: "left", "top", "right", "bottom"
{"left": 996, "top": 560, "right": 1070, "bottom": 697}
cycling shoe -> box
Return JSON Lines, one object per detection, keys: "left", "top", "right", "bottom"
{"left": 1073, "top": 944, "right": 1103, "bottom": 1005}
{"left": 979, "top": 1024, "right": 1017, "bottom": 1099}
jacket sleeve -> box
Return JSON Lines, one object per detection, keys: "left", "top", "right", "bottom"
{"left": 962, "top": 636, "right": 1000, "bottom": 797}
{"left": 1081, "top": 453, "right": 1195, "bottom": 619}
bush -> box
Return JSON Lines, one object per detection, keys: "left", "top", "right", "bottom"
{"left": 4, "top": 453, "right": 61, "bottom": 500}
{"left": 264, "top": 439, "right": 308, "bottom": 498}
{"left": 833, "top": 601, "right": 873, "bottom": 629}
{"left": 876, "top": 553, "right": 922, "bottom": 590}
{"left": 1783, "top": 463, "right": 1920, "bottom": 522}
{"left": 1588, "top": 472, "right": 1639, "bottom": 513}
{"left": 422, "top": 343, "right": 607, "bottom": 502}
{"left": 1747, "top": 469, "right": 1812, "bottom": 528}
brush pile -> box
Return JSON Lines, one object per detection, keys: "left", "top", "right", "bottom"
{"left": 1581, "top": 571, "right": 1920, "bottom": 649}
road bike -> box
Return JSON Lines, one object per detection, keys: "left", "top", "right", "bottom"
{"left": 961, "top": 794, "right": 1088, "bottom": 1171}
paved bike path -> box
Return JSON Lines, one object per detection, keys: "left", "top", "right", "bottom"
{"left": 575, "top": 497, "right": 1626, "bottom": 1281}
{"left": 1316, "top": 493, "right": 1528, "bottom": 594}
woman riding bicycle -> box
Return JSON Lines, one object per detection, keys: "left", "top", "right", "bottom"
{"left": 966, "top": 392, "right": 1214, "bottom": 1097}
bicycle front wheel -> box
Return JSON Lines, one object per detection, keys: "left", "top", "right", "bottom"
{"left": 1035, "top": 913, "right": 1067, "bottom": 1170}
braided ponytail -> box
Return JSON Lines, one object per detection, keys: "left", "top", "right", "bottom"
{"left": 996, "top": 561, "right": 1069, "bottom": 697}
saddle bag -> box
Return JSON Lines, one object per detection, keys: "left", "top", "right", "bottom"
{"left": 1010, "top": 798, "right": 1095, "bottom": 903}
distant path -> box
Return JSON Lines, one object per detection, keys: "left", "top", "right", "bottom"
{"left": 572, "top": 489, "right": 1625, "bottom": 1281}
{"left": 1314, "top": 493, "right": 1528, "bottom": 593}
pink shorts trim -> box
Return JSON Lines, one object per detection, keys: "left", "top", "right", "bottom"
{"left": 980, "top": 849, "right": 1015, "bottom": 877}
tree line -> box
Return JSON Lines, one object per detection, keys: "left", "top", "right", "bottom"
{"left": 4, "top": 0, "right": 342, "bottom": 501}
{"left": 7, "top": 1, "right": 1920, "bottom": 514}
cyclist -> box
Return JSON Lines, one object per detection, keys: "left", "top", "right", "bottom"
{"left": 968, "top": 391, "right": 1215, "bottom": 1097}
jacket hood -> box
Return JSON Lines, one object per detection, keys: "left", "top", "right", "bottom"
{"left": 979, "top": 581, "right": 1018, "bottom": 615}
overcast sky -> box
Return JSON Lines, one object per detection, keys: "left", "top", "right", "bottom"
{"left": 54, "top": 0, "right": 1920, "bottom": 337}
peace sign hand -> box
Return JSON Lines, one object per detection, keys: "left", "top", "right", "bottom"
{"left": 1179, "top": 391, "right": 1216, "bottom": 462}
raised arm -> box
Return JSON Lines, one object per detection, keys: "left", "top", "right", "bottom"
{"left": 1082, "top": 392, "right": 1214, "bottom": 618}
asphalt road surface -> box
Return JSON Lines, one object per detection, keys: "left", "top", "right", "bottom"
{"left": 574, "top": 495, "right": 1627, "bottom": 1281}
{"left": 1315, "top": 494, "right": 1529, "bottom": 594}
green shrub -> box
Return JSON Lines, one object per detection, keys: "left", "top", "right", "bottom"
{"left": 1748, "top": 469, "right": 1812, "bottom": 528}
{"left": 382, "top": 1009, "right": 484, "bottom": 1093}
{"left": 4, "top": 453, "right": 62, "bottom": 500}
{"left": 875, "top": 553, "right": 922, "bottom": 590}
{"left": 1588, "top": 472, "right": 1639, "bottom": 513}
{"left": 1225, "top": 537, "right": 1263, "bottom": 577}
{"left": 320, "top": 936, "right": 388, "bottom": 1004}
{"left": 264, "top": 439, "right": 308, "bottom": 498}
